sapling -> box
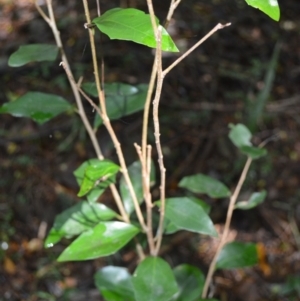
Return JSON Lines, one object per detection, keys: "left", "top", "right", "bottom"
{"left": 2, "top": 0, "right": 280, "bottom": 299}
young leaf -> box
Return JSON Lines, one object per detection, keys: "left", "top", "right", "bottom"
{"left": 179, "top": 174, "right": 230, "bottom": 198}
{"left": 245, "top": 0, "right": 280, "bottom": 21}
{"left": 120, "top": 160, "right": 155, "bottom": 215}
{"left": 82, "top": 82, "right": 148, "bottom": 128}
{"left": 0, "top": 92, "right": 73, "bottom": 124}
{"left": 94, "top": 266, "right": 135, "bottom": 301}
{"left": 44, "top": 201, "right": 117, "bottom": 248}
{"left": 235, "top": 190, "right": 266, "bottom": 210}
{"left": 171, "top": 264, "right": 205, "bottom": 301}
{"left": 158, "top": 197, "right": 217, "bottom": 237}
{"left": 216, "top": 242, "right": 258, "bottom": 270}
{"left": 57, "top": 222, "right": 140, "bottom": 261}
{"left": 92, "top": 8, "right": 179, "bottom": 52}
{"left": 132, "top": 257, "right": 178, "bottom": 301}
{"left": 76, "top": 159, "right": 120, "bottom": 197}
{"left": 8, "top": 44, "right": 59, "bottom": 67}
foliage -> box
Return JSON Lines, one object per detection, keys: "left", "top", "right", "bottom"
{"left": 2, "top": 0, "right": 281, "bottom": 300}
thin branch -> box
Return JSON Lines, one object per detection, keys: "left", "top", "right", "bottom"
{"left": 165, "top": 0, "right": 181, "bottom": 28}
{"left": 150, "top": 26, "right": 167, "bottom": 256}
{"left": 60, "top": 65, "right": 131, "bottom": 224}
{"left": 35, "top": 1, "right": 132, "bottom": 225}
{"left": 35, "top": 0, "right": 103, "bottom": 160}
{"left": 134, "top": 143, "right": 155, "bottom": 255}
{"left": 201, "top": 156, "right": 253, "bottom": 298}
{"left": 163, "top": 23, "right": 231, "bottom": 76}
{"left": 82, "top": 0, "right": 147, "bottom": 232}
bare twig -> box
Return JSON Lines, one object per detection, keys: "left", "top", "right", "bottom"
{"left": 82, "top": 0, "right": 147, "bottom": 232}
{"left": 165, "top": 0, "right": 181, "bottom": 28}
{"left": 163, "top": 23, "right": 231, "bottom": 76}
{"left": 35, "top": 0, "right": 103, "bottom": 160}
{"left": 134, "top": 143, "right": 155, "bottom": 255}
{"left": 201, "top": 156, "right": 253, "bottom": 298}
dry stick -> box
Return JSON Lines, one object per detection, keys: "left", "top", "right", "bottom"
{"left": 163, "top": 22, "right": 231, "bottom": 76}
{"left": 201, "top": 156, "right": 253, "bottom": 298}
{"left": 82, "top": 0, "right": 147, "bottom": 232}
{"left": 35, "top": 0, "right": 103, "bottom": 161}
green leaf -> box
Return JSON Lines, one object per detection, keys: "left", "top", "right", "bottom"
{"left": 179, "top": 174, "right": 231, "bottom": 198}
{"left": 82, "top": 82, "right": 148, "bottom": 128}
{"left": 158, "top": 197, "right": 217, "bottom": 237}
{"left": 74, "top": 159, "right": 116, "bottom": 201}
{"left": 235, "top": 190, "right": 267, "bottom": 210}
{"left": 44, "top": 201, "right": 117, "bottom": 248}
{"left": 164, "top": 198, "right": 210, "bottom": 234}
{"left": 0, "top": 92, "right": 73, "bottom": 124}
{"left": 245, "top": 0, "right": 280, "bottom": 21}
{"left": 216, "top": 242, "right": 258, "bottom": 270}
{"left": 75, "top": 159, "right": 120, "bottom": 197}
{"left": 94, "top": 266, "right": 135, "bottom": 301}
{"left": 57, "top": 221, "right": 140, "bottom": 261}
{"left": 229, "top": 124, "right": 267, "bottom": 159}
{"left": 93, "top": 8, "right": 179, "bottom": 52}
{"left": 132, "top": 257, "right": 178, "bottom": 301}
{"left": 8, "top": 44, "right": 59, "bottom": 67}
{"left": 171, "top": 264, "right": 205, "bottom": 301}
{"left": 120, "top": 160, "right": 155, "bottom": 215}
{"left": 228, "top": 123, "right": 252, "bottom": 148}
{"left": 239, "top": 145, "right": 267, "bottom": 159}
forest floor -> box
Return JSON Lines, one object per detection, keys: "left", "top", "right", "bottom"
{"left": 1, "top": 0, "right": 300, "bottom": 300}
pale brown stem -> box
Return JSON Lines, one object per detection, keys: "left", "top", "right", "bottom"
{"left": 201, "top": 156, "right": 253, "bottom": 298}
{"left": 82, "top": 0, "right": 147, "bottom": 232}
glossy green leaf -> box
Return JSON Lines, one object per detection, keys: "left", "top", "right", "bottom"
{"left": 120, "top": 160, "right": 155, "bottom": 215}
{"left": 235, "top": 190, "right": 267, "bottom": 210}
{"left": 8, "top": 44, "right": 59, "bottom": 67}
{"left": 93, "top": 8, "right": 178, "bottom": 52}
{"left": 229, "top": 124, "right": 267, "bottom": 159}
{"left": 179, "top": 174, "right": 230, "bottom": 198}
{"left": 94, "top": 266, "right": 135, "bottom": 301}
{"left": 245, "top": 0, "right": 280, "bottom": 21}
{"left": 44, "top": 201, "right": 117, "bottom": 248}
{"left": 164, "top": 198, "right": 210, "bottom": 234}
{"left": 57, "top": 222, "right": 140, "bottom": 261}
{"left": 171, "top": 264, "right": 205, "bottom": 301}
{"left": 158, "top": 197, "right": 217, "bottom": 237}
{"left": 0, "top": 92, "right": 73, "bottom": 124}
{"left": 76, "top": 159, "right": 120, "bottom": 197}
{"left": 74, "top": 159, "right": 116, "bottom": 201}
{"left": 132, "top": 257, "right": 178, "bottom": 301}
{"left": 82, "top": 82, "right": 148, "bottom": 127}
{"left": 216, "top": 242, "right": 258, "bottom": 270}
